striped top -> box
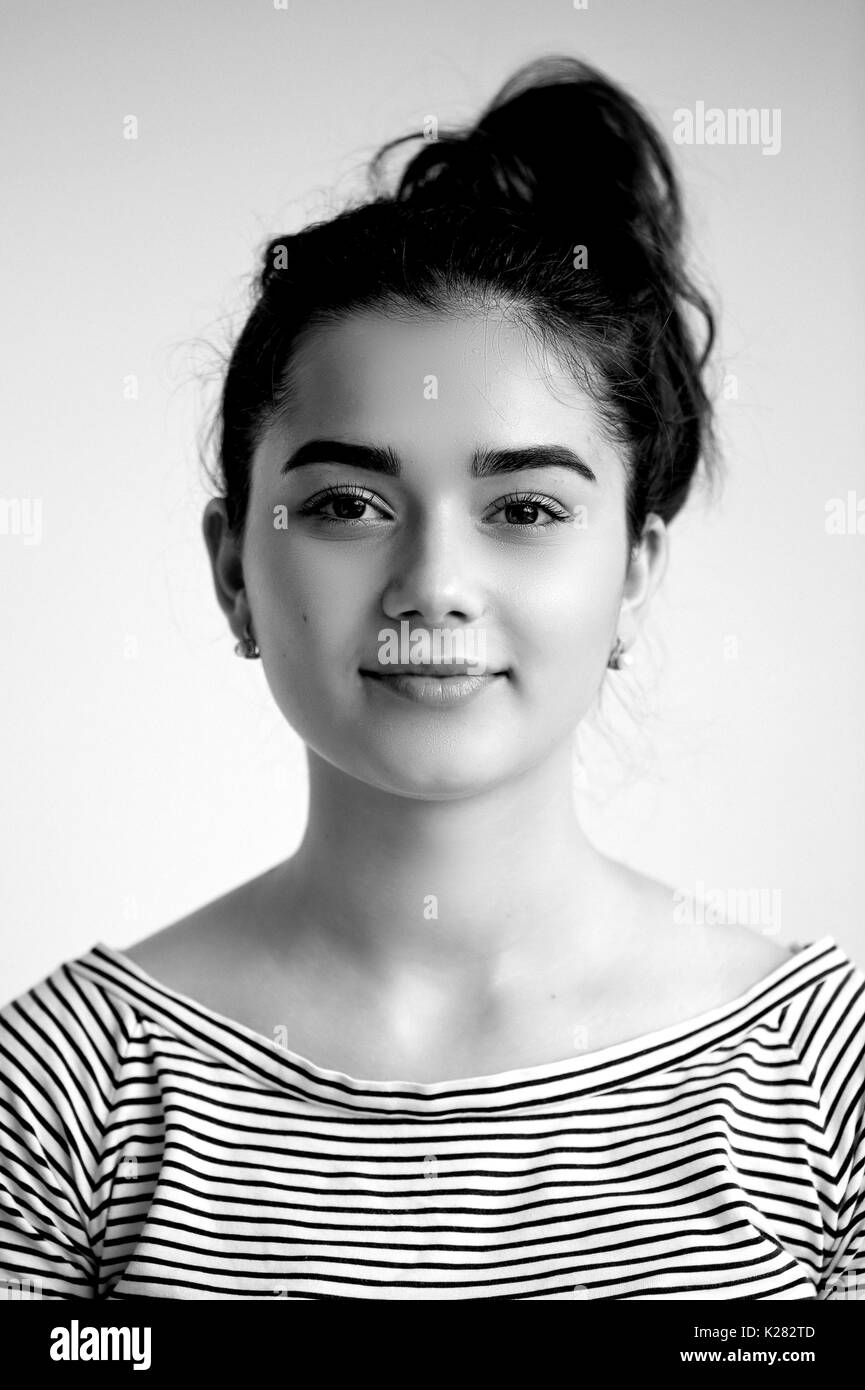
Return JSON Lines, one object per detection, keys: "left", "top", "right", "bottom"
{"left": 1, "top": 936, "right": 864, "bottom": 1301}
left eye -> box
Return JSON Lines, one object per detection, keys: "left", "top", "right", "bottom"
{"left": 489, "top": 492, "right": 572, "bottom": 527}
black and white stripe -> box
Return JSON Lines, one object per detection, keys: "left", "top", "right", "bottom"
{"left": 1, "top": 938, "right": 863, "bottom": 1300}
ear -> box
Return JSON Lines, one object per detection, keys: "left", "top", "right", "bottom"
{"left": 202, "top": 499, "right": 251, "bottom": 645}
{"left": 616, "top": 512, "right": 669, "bottom": 644}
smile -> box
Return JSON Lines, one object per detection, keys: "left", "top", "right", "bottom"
{"left": 361, "top": 671, "right": 505, "bottom": 706}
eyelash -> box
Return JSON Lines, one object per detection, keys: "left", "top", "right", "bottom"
{"left": 297, "top": 484, "right": 573, "bottom": 532}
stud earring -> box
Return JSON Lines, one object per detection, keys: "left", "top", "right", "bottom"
{"left": 234, "top": 622, "right": 260, "bottom": 659}
{"left": 607, "top": 635, "right": 633, "bottom": 670}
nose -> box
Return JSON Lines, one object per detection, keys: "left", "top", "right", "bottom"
{"left": 380, "top": 508, "right": 486, "bottom": 625}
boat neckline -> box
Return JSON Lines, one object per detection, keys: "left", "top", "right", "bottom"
{"left": 74, "top": 935, "right": 842, "bottom": 1098}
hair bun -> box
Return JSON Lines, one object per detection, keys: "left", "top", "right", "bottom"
{"left": 375, "top": 55, "right": 684, "bottom": 300}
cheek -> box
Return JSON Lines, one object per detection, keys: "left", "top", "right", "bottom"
{"left": 247, "top": 536, "right": 370, "bottom": 678}
{"left": 246, "top": 548, "right": 343, "bottom": 741}
{"left": 508, "top": 546, "right": 624, "bottom": 670}
{"left": 253, "top": 533, "right": 325, "bottom": 624}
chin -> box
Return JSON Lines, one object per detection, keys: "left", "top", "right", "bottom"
{"left": 335, "top": 740, "right": 523, "bottom": 800}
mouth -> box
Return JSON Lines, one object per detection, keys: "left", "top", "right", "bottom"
{"left": 361, "top": 668, "right": 508, "bottom": 706}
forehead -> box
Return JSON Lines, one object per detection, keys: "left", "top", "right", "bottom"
{"left": 272, "top": 307, "right": 615, "bottom": 456}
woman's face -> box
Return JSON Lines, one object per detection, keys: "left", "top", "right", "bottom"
{"left": 209, "top": 307, "right": 665, "bottom": 798}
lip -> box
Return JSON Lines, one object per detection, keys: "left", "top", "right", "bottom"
{"left": 362, "top": 671, "right": 506, "bottom": 706}
{"left": 367, "top": 666, "right": 492, "bottom": 677}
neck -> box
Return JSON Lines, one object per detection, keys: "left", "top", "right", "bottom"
{"left": 266, "top": 745, "right": 626, "bottom": 990}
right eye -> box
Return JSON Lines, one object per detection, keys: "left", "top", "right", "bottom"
{"left": 298, "top": 484, "right": 393, "bottom": 527}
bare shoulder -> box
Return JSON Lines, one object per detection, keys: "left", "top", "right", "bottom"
{"left": 120, "top": 872, "right": 274, "bottom": 996}
{"left": 614, "top": 863, "right": 793, "bottom": 1005}
{"left": 122, "top": 907, "right": 219, "bottom": 970}
{"left": 681, "top": 920, "right": 792, "bottom": 990}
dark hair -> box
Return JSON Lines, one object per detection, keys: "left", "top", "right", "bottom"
{"left": 207, "top": 54, "right": 718, "bottom": 555}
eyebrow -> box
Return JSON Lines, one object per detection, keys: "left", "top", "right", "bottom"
{"left": 280, "top": 439, "right": 598, "bottom": 484}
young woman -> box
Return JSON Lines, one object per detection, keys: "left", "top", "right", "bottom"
{"left": 2, "top": 55, "right": 863, "bottom": 1302}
